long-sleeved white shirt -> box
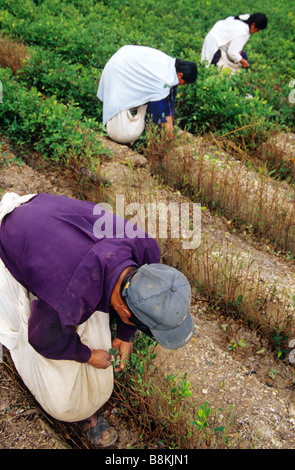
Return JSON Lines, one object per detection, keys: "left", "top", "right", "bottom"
{"left": 201, "top": 15, "right": 250, "bottom": 66}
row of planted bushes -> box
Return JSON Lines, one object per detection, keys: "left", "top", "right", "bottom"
{"left": 17, "top": 46, "right": 102, "bottom": 120}
{"left": 17, "top": 46, "right": 277, "bottom": 147}
{"left": 0, "top": 68, "right": 105, "bottom": 165}
{"left": 0, "top": 35, "right": 292, "bottom": 186}
{"left": 0, "top": 0, "right": 293, "bottom": 148}
{"left": 145, "top": 127, "right": 295, "bottom": 255}
{"left": 2, "top": 42, "right": 289, "bottom": 155}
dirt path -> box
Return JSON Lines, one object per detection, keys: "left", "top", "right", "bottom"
{"left": 0, "top": 134, "right": 294, "bottom": 449}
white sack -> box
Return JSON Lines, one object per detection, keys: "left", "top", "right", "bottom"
{"left": 97, "top": 45, "right": 178, "bottom": 126}
{"left": 106, "top": 105, "right": 147, "bottom": 144}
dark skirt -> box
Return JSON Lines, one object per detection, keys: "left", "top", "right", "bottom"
{"left": 211, "top": 49, "right": 248, "bottom": 66}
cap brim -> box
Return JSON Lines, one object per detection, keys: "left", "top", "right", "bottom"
{"left": 150, "top": 312, "right": 195, "bottom": 350}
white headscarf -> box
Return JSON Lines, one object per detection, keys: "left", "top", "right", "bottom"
{"left": 97, "top": 45, "right": 179, "bottom": 125}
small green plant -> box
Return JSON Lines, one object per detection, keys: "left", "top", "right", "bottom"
{"left": 228, "top": 294, "right": 245, "bottom": 317}
{"left": 272, "top": 327, "right": 289, "bottom": 359}
{"left": 165, "top": 372, "right": 192, "bottom": 405}
{"left": 191, "top": 402, "right": 228, "bottom": 448}
{"left": 109, "top": 347, "right": 121, "bottom": 369}
{"left": 268, "top": 367, "right": 281, "bottom": 380}
{"left": 229, "top": 342, "right": 238, "bottom": 352}
{"left": 158, "top": 372, "right": 193, "bottom": 426}
{"left": 110, "top": 331, "right": 237, "bottom": 448}
{"left": 192, "top": 401, "right": 211, "bottom": 430}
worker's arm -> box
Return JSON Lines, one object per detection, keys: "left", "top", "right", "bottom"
{"left": 28, "top": 298, "right": 92, "bottom": 363}
{"left": 111, "top": 336, "right": 134, "bottom": 372}
{"left": 162, "top": 115, "right": 174, "bottom": 139}
{"left": 87, "top": 349, "right": 112, "bottom": 369}
{"left": 227, "top": 35, "right": 249, "bottom": 65}
{"left": 240, "top": 57, "right": 250, "bottom": 68}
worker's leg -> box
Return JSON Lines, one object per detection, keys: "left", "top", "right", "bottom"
{"left": 0, "top": 258, "right": 113, "bottom": 422}
{"left": 216, "top": 50, "right": 249, "bottom": 74}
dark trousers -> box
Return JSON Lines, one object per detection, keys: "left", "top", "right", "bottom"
{"left": 211, "top": 49, "right": 248, "bottom": 66}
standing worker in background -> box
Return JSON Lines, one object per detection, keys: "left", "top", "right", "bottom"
{"left": 97, "top": 45, "right": 197, "bottom": 143}
{"left": 201, "top": 13, "right": 268, "bottom": 74}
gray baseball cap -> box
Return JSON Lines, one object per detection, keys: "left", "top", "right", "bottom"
{"left": 122, "top": 263, "right": 195, "bottom": 349}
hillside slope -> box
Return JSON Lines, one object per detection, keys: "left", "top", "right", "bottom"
{"left": 0, "top": 134, "right": 294, "bottom": 449}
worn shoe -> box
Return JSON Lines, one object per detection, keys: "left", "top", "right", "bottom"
{"left": 85, "top": 415, "right": 117, "bottom": 447}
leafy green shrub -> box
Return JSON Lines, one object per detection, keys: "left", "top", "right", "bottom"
{"left": 18, "top": 46, "right": 102, "bottom": 120}
{"left": 175, "top": 65, "right": 278, "bottom": 149}
{"left": 112, "top": 332, "right": 237, "bottom": 448}
{"left": 0, "top": 68, "right": 104, "bottom": 164}
{"left": 0, "top": 0, "right": 122, "bottom": 67}
{"left": 0, "top": 0, "right": 294, "bottom": 146}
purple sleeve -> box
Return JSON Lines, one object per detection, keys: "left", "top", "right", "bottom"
{"left": 113, "top": 310, "right": 137, "bottom": 343}
{"left": 28, "top": 299, "right": 91, "bottom": 363}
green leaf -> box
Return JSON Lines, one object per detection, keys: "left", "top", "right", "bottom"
{"left": 269, "top": 368, "right": 280, "bottom": 380}
{"left": 256, "top": 348, "right": 266, "bottom": 355}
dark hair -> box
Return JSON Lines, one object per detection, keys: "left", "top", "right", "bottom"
{"left": 120, "top": 265, "right": 138, "bottom": 294}
{"left": 175, "top": 59, "right": 198, "bottom": 83}
{"left": 128, "top": 310, "right": 155, "bottom": 339}
{"left": 235, "top": 13, "right": 268, "bottom": 30}
{"left": 120, "top": 265, "right": 155, "bottom": 339}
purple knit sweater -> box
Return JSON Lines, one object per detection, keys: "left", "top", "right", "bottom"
{"left": 0, "top": 193, "right": 160, "bottom": 362}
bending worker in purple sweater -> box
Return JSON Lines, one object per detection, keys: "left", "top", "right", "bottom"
{"left": 0, "top": 192, "right": 194, "bottom": 447}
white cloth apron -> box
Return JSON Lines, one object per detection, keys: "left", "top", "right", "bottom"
{"left": 0, "top": 193, "right": 113, "bottom": 422}
{"left": 217, "top": 49, "right": 243, "bottom": 74}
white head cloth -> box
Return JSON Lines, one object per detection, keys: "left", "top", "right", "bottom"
{"left": 97, "top": 45, "right": 178, "bottom": 126}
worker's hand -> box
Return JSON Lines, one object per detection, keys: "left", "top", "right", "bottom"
{"left": 240, "top": 57, "right": 249, "bottom": 68}
{"left": 112, "top": 337, "right": 133, "bottom": 372}
{"left": 162, "top": 116, "right": 174, "bottom": 140}
{"left": 87, "top": 349, "right": 112, "bottom": 369}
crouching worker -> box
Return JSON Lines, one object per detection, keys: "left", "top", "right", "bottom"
{"left": 201, "top": 13, "right": 267, "bottom": 74}
{"left": 97, "top": 45, "right": 197, "bottom": 143}
{"left": 0, "top": 192, "right": 194, "bottom": 447}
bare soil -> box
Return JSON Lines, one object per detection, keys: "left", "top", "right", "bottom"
{"left": 0, "top": 134, "right": 294, "bottom": 449}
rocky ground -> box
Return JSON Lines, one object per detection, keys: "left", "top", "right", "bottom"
{"left": 0, "top": 133, "right": 294, "bottom": 450}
